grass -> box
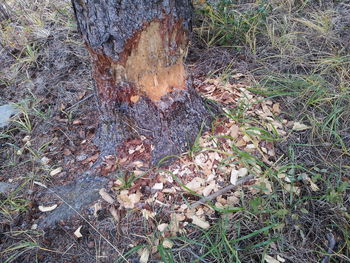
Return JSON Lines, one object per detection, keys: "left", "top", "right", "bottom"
{"left": 173, "top": 0, "right": 350, "bottom": 262}
{"left": 0, "top": 1, "right": 95, "bottom": 261}
{"left": 195, "top": 0, "right": 272, "bottom": 51}
{"left": 1, "top": 0, "right": 350, "bottom": 262}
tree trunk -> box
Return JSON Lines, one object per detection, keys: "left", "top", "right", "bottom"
{"left": 71, "top": 0, "right": 214, "bottom": 165}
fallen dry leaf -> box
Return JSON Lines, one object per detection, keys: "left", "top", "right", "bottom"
{"left": 82, "top": 153, "right": 99, "bottom": 164}
{"left": 292, "top": 122, "right": 310, "bottom": 131}
{"left": 302, "top": 174, "right": 320, "bottom": 192}
{"left": 309, "top": 181, "right": 320, "bottom": 192}
{"left": 99, "top": 188, "right": 115, "bottom": 204}
{"left": 109, "top": 206, "right": 120, "bottom": 222}
{"left": 117, "top": 190, "right": 141, "bottom": 209}
{"left": 38, "top": 204, "right": 58, "bottom": 212}
{"left": 74, "top": 226, "right": 83, "bottom": 238}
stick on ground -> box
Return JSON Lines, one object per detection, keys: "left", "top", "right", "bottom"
{"left": 190, "top": 175, "right": 255, "bottom": 209}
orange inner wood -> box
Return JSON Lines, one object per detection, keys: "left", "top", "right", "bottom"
{"left": 112, "top": 21, "right": 187, "bottom": 102}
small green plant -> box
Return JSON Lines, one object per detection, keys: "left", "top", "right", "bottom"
{"left": 2, "top": 241, "right": 40, "bottom": 263}
{"left": 115, "top": 170, "right": 145, "bottom": 189}
{"left": 12, "top": 102, "right": 33, "bottom": 133}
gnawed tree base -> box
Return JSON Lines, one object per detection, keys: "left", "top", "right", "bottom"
{"left": 81, "top": 15, "right": 216, "bottom": 166}
{"left": 34, "top": 0, "right": 216, "bottom": 229}
{"left": 94, "top": 86, "right": 214, "bottom": 165}
{"left": 70, "top": 0, "right": 216, "bottom": 166}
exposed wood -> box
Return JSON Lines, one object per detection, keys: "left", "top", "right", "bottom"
{"left": 71, "top": 0, "right": 215, "bottom": 165}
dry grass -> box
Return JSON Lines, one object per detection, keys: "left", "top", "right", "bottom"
{"left": 1, "top": 0, "right": 350, "bottom": 263}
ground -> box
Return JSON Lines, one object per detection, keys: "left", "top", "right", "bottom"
{"left": 0, "top": 0, "right": 350, "bottom": 263}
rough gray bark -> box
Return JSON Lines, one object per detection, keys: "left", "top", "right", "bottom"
{"left": 71, "top": 0, "right": 215, "bottom": 165}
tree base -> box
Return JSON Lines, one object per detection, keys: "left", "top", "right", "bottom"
{"left": 94, "top": 86, "right": 216, "bottom": 166}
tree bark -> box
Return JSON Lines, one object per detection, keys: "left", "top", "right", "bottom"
{"left": 71, "top": 0, "right": 214, "bottom": 165}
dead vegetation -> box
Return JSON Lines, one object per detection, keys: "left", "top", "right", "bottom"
{"left": 0, "top": 0, "right": 349, "bottom": 262}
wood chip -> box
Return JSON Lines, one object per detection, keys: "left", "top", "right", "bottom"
{"left": 93, "top": 202, "right": 102, "bottom": 217}
{"left": 22, "top": 135, "right": 31, "bottom": 142}
{"left": 142, "top": 209, "right": 156, "bottom": 220}
{"left": 238, "top": 168, "right": 248, "bottom": 177}
{"left": 157, "top": 223, "right": 169, "bottom": 232}
{"left": 117, "top": 190, "right": 141, "bottom": 209}
{"left": 109, "top": 206, "right": 120, "bottom": 222}
{"left": 152, "top": 183, "right": 163, "bottom": 190}
{"left": 50, "top": 167, "right": 62, "bottom": 176}
{"left": 230, "top": 169, "right": 239, "bottom": 185}
{"left": 38, "top": 204, "right": 58, "bottom": 212}
{"left": 272, "top": 103, "right": 281, "bottom": 114}
{"left": 264, "top": 255, "right": 280, "bottom": 263}
{"left": 41, "top": 157, "right": 50, "bottom": 165}
{"left": 139, "top": 248, "right": 150, "bottom": 263}
{"left": 185, "top": 177, "right": 204, "bottom": 192}
{"left": 73, "top": 119, "right": 82, "bottom": 125}
{"left": 202, "top": 182, "right": 215, "bottom": 197}
{"left": 190, "top": 215, "right": 210, "bottom": 229}
{"left": 229, "top": 125, "right": 239, "bottom": 138}
{"left": 99, "top": 188, "right": 115, "bottom": 204}
{"left": 292, "top": 122, "right": 310, "bottom": 131}
{"left": 236, "top": 138, "right": 247, "bottom": 147}
{"left": 74, "top": 225, "right": 83, "bottom": 238}
{"left": 277, "top": 255, "right": 286, "bottom": 262}
{"left": 163, "top": 239, "right": 174, "bottom": 248}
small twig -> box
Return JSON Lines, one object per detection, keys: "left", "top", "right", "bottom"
{"left": 190, "top": 175, "right": 254, "bottom": 209}
{"left": 321, "top": 232, "right": 336, "bottom": 263}
{"left": 186, "top": 248, "right": 210, "bottom": 263}
{"left": 65, "top": 94, "right": 94, "bottom": 112}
